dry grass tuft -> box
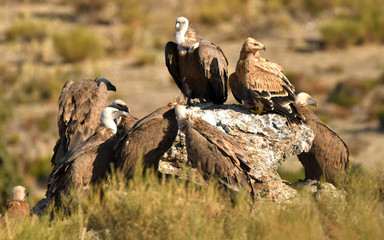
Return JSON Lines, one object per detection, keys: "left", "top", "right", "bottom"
{"left": 2, "top": 163, "right": 384, "bottom": 239}
{"left": 53, "top": 27, "right": 104, "bottom": 63}
{"left": 5, "top": 21, "right": 47, "bottom": 43}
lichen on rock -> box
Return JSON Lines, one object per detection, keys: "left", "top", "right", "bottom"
{"left": 160, "top": 103, "right": 315, "bottom": 201}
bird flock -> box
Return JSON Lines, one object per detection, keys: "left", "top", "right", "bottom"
{"left": 4, "top": 17, "right": 349, "bottom": 218}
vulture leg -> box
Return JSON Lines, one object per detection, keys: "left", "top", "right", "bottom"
{"left": 250, "top": 102, "right": 265, "bottom": 115}
{"left": 187, "top": 97, "right": 192, "bottom": 105}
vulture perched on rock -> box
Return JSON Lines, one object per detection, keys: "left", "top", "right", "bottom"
{"left": 296, "top": 92, "right": 349, "bottom": 183}
{"left": 229, "top": 38, "right": 303, "bottom": 123}
{"left": 46, "top": 104, "right": 130, "bottom": 206}
{"left": 5, "top": 186, "right": 30, "bottom": 218}
{"left": 175, "top": 105, "right": 255, "bottom": 193}
{"left": 51, "top": 77, "right": 117, "bottom": 167}
{"left": 114, "top": 99, "right": 181, "bottom": 178}
{"left": 165, "top": 16, "right": 228, "bottom": 105}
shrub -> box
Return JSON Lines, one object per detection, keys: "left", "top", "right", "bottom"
{"left": 328, "top": 82, "right": 360, "bottom": 108}
{"left": 27, "top": 155, "right": 51, "bottom": 185}
{"left": 321, "top": 18, "right": 364, "bottom": 48}
{"left": 114, "top": 0, "right": 150, "bottom": 25}
{"left": 135, "top": 50, "right": 159, "bottom": 66}
{"left": 0, "top": 146, "right": 26, "bottom": 208}
{"left": 327, "top": 78, "right": 377, "bottom": 108}
{"left": 320, "top": 1, "right": 384, "bottom": 48}
{"left": 53, "top": 27, "right": 104, "bottom": 63}
{"left": 70, "top": 0, "right": 109, "bottom": 14}
{"left": 198, "top": 0, "right": 232, "bottom": 25}
{"left": 376, "top": 107, "right": 384, "bottom": 129}
{"left": 5, "top": 21, "right": 47, "bottom": 42}
{"left": 358, "top": 2, "right": 384, "bottom": 43}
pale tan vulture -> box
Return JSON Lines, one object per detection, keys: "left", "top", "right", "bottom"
{"left": 5, "top": 186, "right": 30, "bottom": 217}
{"left": 46, "top": 105, "right": 130, "bottom": 206}
{"left": 296, "top": 93, "right": 349, "bottom": 183}
{"left": 229, "top": 38, "right": 303, "bottom": 123}
{"left": 175, "top": 105, "right": 254, "bottom": 193}
{"left": 51, "top": 77, "right": 116, "bottom": 166}
{"left": 165, "top": 16, "right": 228, "bottom": 105}
{"left": 114, "top": 99, "right": 181, "bottom": 178}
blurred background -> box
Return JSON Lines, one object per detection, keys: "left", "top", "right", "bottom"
{"left": 0, "top": 0, "right": 383, "bottom": 207}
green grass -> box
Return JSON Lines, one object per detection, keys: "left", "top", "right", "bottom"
{"left": 1, "top": 165, "right": 384, "bottom": 239}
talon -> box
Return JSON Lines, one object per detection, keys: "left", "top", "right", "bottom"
{"left": 250, "top": 108, "right": 263, "bottom": 115}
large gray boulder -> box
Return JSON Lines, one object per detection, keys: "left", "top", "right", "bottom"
{"left": 160, "top": 104, "right": 315, "bottom": 201}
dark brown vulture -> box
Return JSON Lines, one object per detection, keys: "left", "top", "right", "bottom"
{"left": 51, "top": 77, "right": 116, "bottom": 167}
{"left": 296, "top": 92, "right": 349, "bottom": 183}
{"left": 229, "top": 37, "right": 303, "bottom": 123}
{"left": 174, "top": 105, "right": 254, "bottom": 193}
{"left": 5, "top": 186, "right": 30, "bottom": 218}
{"left": 165, "top": 16, "right": 228, "bottom": 105}
{"left": 46, "top": 105, "right": 130, "bottom": 206}
{"left": 114, "top": 99, "right": 181, "bottom": 178}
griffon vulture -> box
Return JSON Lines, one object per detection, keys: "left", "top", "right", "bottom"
{"left": 114, "top": 99, "right": 181, "bottom": 178}
{"left": 296, "top": 92, "right": 349, "bottom": 183}
{"left": 5, "top": 186, "right": 30, "bottom": 217}
{"left": 175, "top": 105, "right": 254, "bottom": 193}
{"left": 229, "top": 38, "right": 303, "bottom": 123}
{"left": 51, "top": 77, "right": 117, "bottom": 166}
{"left": 46, "top": 105, "right": 129, "bottom": 206}
{"left": 165, "top": 16, "right": 228, "bottom": 105}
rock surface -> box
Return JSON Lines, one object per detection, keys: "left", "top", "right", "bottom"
{"left": 160, "top": 104, "right": 315, "bottom": 201}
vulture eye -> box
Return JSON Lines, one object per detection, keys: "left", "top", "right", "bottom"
{"left": 254, "top": 43, "right": 258, "bottom": 46}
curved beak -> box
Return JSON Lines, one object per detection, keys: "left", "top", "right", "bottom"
{"left": 309, "top": 98, "right": 318, "bottom": 107}
{"left": 262, "top": 45, "right": 266, "bottom": 51}
{"left": 109, "top": 84, "right": 117, "bottom": 92}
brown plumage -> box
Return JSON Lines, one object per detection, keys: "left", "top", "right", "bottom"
{"left": 116, "top": 114, "right": 139, "bottom": 138}
{"left": 165, "top": 16, "right": 228, "bottom": 105}
{"left": 114, "top": 100, "right": 181, "bottom": 178}
{"left": 175, "top": 105, "right": 254, "bottom": 193}
{"left": 5, "top": 186, "right": 30, "bottom": 217}
{"left": 46, "top": 106, "right": 129, "bottom": 206}
{"left": 296, "top": 93, "right": 349, "bottom": 183}
{"left": 229, "top": 38, "right": 303, "bottom": 123}
{"left": 51, "top": 77, "right": 116, "bottom": 166}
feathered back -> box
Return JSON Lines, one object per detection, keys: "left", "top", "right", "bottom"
{"left": 114, "top": 99, "right": 181, "bottom": 178}
{"left": 51, "top": 78, "right": 116, "bottom": 166}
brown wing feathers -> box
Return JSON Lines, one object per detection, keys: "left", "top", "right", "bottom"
{"left": 230, "top": 38, "right": 303, "bottom": 123}
{"left": 165, "top": 17, "right": 228, "bottom": 104}
{"left": 114, "top": 100, "right": 180, "bottom": 178}
{"left": 52, "top": 78, "right": 115, "bottom": 166}
{"left": 177, "top": 110, "right": 254, "bottom": 193}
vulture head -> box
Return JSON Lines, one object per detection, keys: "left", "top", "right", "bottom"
{"left": 175, "top": 16, "right": 189, "bottom": 33}
{"left": 11, "top": 186, "right": 29, "bottom": 201}
{"left": 174, "top": 104, "right": 193, "bottom": 131}
{"left": 241, "top": 38, "right": 266, "bottom": 55}
{"left": 174, "top": 17, "right": 189, "bottom": 47}
{"left": 95, "top": 77, "right": 117, "bottom": 92}
{"left": 109, "top": 99, "right": 130, "bottom": 113}
{"left": 296, "top": 92, "right": 318, "bottom": 107}
{"left": 100, "top": 107, "right": 128, "bottom": 134}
